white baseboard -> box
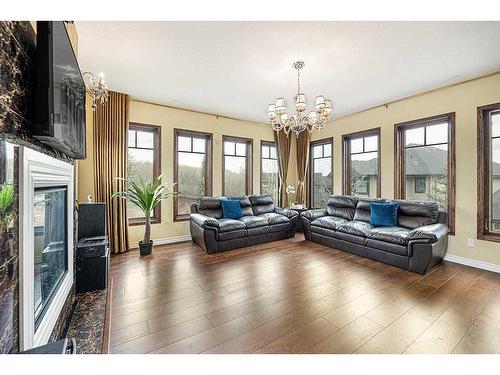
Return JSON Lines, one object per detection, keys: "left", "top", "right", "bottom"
{"left": 129, "top": 234, "right": 192, "bottom": 249}
{"left": 443, "top": 254, "right": 500, "bottom": 274}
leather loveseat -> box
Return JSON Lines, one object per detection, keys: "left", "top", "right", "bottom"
{"left": 190, "top": 194, "right": 298, "bottom": 254}
{"left": 301, "top": 195, "right": 448, "bottom": 274}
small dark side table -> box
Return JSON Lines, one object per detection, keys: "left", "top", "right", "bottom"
{"left": 289, "top": 207, "right": 308, "bottom": 233}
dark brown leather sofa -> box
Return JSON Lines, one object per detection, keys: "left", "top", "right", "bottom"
{"left": 301, "top": 195, "right": 448, "bottom": 274}
{"left": 190, "top": 194, "right": 298, "bottom": 254}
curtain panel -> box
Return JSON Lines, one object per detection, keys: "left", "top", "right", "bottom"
{"left": 296, "top": 131, "right": 310, "bottom": 205}
{"left": 273, "top": 130, "right": 292, "bottom": 207}
{"left": 93, "top": 91, "right": 130, "bottom": 254}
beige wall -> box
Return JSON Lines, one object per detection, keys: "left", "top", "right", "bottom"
{"left": 76, "top": 93, "right": 95, "bottom": 203}
{"left": 311, "top": 72, "right": 500, "bottom": 267}
{"left": 77, "top": 99, "right": 297, "bottom": 244}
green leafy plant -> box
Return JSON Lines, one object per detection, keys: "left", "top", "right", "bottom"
{"left": 112, "top": 175, "right": 176, "bottom": 246}
{"left": 0, "top": 183, "right": 15, "bottom": 230}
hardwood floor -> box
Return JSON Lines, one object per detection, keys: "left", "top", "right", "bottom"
{"left": 108, "top": 235, "right": 500, "bottom": 354}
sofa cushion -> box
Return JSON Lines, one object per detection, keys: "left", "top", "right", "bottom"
{"left": 336, "top": 221, "right": 374, "bottom": 237}
{"left": 310, "top": 225, "right": 335, "bottom": 238}
{"left": 269, "top": 223, "right": 290, "bottom": 233}
{"left": 217, "top": 229, "right": 247, "bottom": 241}
{"left": 259, "top": 212, "right": 290, "bottom": 225}
{"left": 326, "top": 195, "right": 357, "bottom": 220}
{"left": 230, "top": 196, "right": 253, "bottom": 216}
{"left": 394, "top": 200, "right": 439, "bottom": 229}
{"left": 311, "top": 216, "right": 348, "bottom": 230}
{"left": 334, "top": 231, "right": 366, "bottom": 245}
{"left": 353, "top": 198, "right": 388, "bottom": 222}
{"left": 216, "top": 218, "right": 246, "bottom": 232}
{"left": 370, "top": 202, "right": 399, "bottom": 227}
{"left": 247, "top": 225, "right": 271, "bottom": 236}
{"left": 221, "top": 199, "right": 243, "bottom": 219}
{"left": 198, "top": 197, "right": 223, "bottom": 219}
{"left": 239, "top": 215, "right": 269, "bottom": 228}
{"left": 365, "top": 238, "right": 408, "bottom": 256}
{"left": 249, "top": 194, "right": 275, "bottom": 215}
{"left": 367, "top": 226, "right": 411, "bottom": 245}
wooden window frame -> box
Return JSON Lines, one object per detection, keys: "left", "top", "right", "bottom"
{"left": 173, "top": 128, "right": 213, "bottom": 222}
{"left": 308, "top": 137, "right": 334, "bottom": 209}
{"left": 222, "top": 135, "right": 253, "bottom": 197}
{"left": 394, "top": 113, "right": 455, "bottom": 234}
{"left": 260, "top": 140, "right": 279, "bottom": 201}
{"left": 342, "top": 128, "right": 381, "bottom": 198}
{"left": 477, "top": 102, "right": 500, "bottom": 242}
{"left": 127, "top": 122, "right": 162, "bottom": 226}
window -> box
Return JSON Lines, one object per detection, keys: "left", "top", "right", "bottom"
{"left": 174, "top": 129, "right": 212, "bottom": 221}
{"left": 478, "top": 103, "right": 500, "bottom": 241}
{"left": 260, "top": 141, "right": 279, "bottom": 203}
{"left": 343, "top": 128, "right": 381, "bottom": 197}
{"left": 414, "top": 177, "right": 427, "bottom": 194}
{"left": 309, "top": 138, "right": 333, "bottom": 208}
{"left": 128, "top": 123, "right": 161, "bottom": 225}
{"left": 223, "top": 136, "right": 252, "bottom": 197}
{"left": 395, "top": 113, "right": 455, "bottom": 233}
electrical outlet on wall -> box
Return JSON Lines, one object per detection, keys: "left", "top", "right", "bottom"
{"left": 467, "top": 238, "right": 475, "bottom": 248}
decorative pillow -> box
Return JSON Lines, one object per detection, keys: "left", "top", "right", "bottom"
{"left": 370, "top": 202, "right": 399, "bottom": 227}
{"left": 221, "top": 199, "right": 243, "bottom": 219}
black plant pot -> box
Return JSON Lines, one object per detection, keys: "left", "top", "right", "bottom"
{"left": 139, "top": 240, "right": 153, "bottom": 256}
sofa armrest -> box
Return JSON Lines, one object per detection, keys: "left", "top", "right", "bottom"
{"left": 301, "top": 209, "right": 327, "bottom": 221}
{"left": 275, "top": 207, "right": 299, "bottom": 219}
{"left": 190, "top": 213, "right": 219, "bottom": 228}
{"left": 408, "top": 223, "right": 448, "bottom": 243}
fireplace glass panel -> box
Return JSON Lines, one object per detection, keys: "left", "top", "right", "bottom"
{"left": 33, "top": 187, "right": 68, "bottom": 327}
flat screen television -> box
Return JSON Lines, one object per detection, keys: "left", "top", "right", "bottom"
{"left": 34, "top": 21, "right": 86, "bottom": 159}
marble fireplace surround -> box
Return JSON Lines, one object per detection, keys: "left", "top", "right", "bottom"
{"left": 0, "top": 21, "right": 77, "bottom": 353}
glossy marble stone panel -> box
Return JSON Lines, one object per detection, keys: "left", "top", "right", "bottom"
{"left": 67, "top": 290, "right": 108, "bottom": 354}
{"left": 0, "top": 21, "right": 36, "bottom": 132}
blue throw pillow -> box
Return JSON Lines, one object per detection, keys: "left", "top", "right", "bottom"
{"left": 370, "top": 202, "right": 399, "bottom": 227}
{"left": 221, "top": 199, "right": 242, "bottom": 219}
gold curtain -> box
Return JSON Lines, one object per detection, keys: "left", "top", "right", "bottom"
{"left": 296, "top": 131, "right": 310, "bottom": 206}
{"left": 274, "top": 130, "right": 292, "bottom": 207}
{"left": 93, "top": 91, "right": 130, "bottom": 254}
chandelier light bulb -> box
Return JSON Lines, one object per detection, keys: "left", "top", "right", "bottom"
{"left": 309, "top": 111, "right": 318, "bottom": 123}
{"left": 267, "top": 105, "right": 277, "bottom": 121}
{"left": 275, "top": 98, "right": 286, "bottom": 115}
{"left": 295, "top": 93, "right": 306, "bottom": 112}
{"left": 315, "top": 95, "right": 326, "bottom": 111}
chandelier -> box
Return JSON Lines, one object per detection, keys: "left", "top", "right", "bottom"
{"left": 82, "top": 71, "right": 109, "bottom": 111}
{"left": 267, "top": 61, "right": 332, "bottom": 136}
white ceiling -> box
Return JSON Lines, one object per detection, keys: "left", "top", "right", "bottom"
{"left": 75, "top": 21, "right": 500, "bottom": 123}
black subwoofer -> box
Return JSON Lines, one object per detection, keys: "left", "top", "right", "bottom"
{"left": 76, "top": 247, "right": 109, "bottom": 293}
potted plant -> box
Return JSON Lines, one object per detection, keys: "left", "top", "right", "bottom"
{"left": 113, "top": 175, "right": 175, "bottom": 256}
{"left": 0, "top": 183, "right": 15, "bottom": 260}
